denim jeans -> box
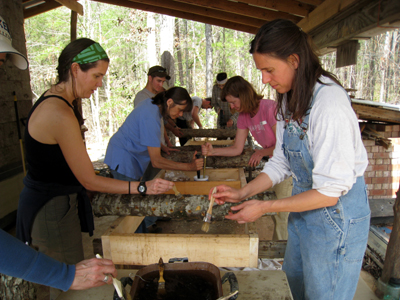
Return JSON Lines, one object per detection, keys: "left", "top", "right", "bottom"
{"left": 281, "top": 84, "right": 370, "bottom": 300}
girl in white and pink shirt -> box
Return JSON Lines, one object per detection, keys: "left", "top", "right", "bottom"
{"left": 202, "top": 75, "right": 277, "bottom": 168}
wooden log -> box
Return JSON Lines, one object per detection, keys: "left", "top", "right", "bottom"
{"left": 162, "top": 147, "right": 254, "bottom": 168}
{"left": 380, "top": 186, "right": 400, "bottom": 282}
{"left": 179, "top": 128, "right": 237, "bottom": 139}
{"left": 91, "top": 191, "right": 276, "bottom": 219}
{"left": 0, "top": 275, "right": 37, "bottom": 300}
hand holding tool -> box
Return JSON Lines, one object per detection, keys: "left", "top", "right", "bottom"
{"left": 201, "top": 187, "right": 217, "bottom": 233}
{"left": 195, "top": 153, "right": 201, "bottom": 179}
{"left": 157, "top": 257, "right": 166, "bottom": 295}
{"left": 96, "top": 254, "right": 126, "bottom": 300}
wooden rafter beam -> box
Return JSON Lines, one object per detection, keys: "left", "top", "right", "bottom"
{"left": 92, "top": 0, "right": 259, "bottom": 33}
{"left": 127, "top": 0, "right": 267, "bottom": 28}
{"left": 297, "top": 0, "right": 323, "bottom": 5}
{"left": 352, "top": 103, "right": 400, "bottom": 124}
{"left": 174, "top": 0, "right": 302, "bottom": 24}
{"left": 24, "top": 0, "right": 62, "bottom": 19}
{"left": 297, "top": 0, "right": 363, "bottom": 33}
{"left": 310, "top": 0, "right": 400, "bottom": 50}
{"left": 54, "top": 0, "right": 84, "bottom": 15}
{"left": 234, "top": 0, "right": 315, "bottom": 18}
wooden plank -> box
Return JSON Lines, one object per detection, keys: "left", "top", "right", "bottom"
{"left": 180, "top": 128, "right": 237, "bottom": 139}
{"left": 102, "top": 216, "right": 257, "bottom": 267}
{"left": 184, "top": 140, "right": 235, "bottom": 146}
{"left": 55, "top": 0, "right": 83, "bottom": 15}
{"left": 112, "top": 216, "right": 144, "bottom": 234}
{"left": 174, "top": 0, "right": 301, "bottom": 23}
{"left": 237, "top": 0, "right": 315, "bottom": 17}
{"left": 248, "top": 233, "right": 259, "bottom": 267}
{"left": 128, "top": 0, "right": 268, "bottom": 28}
{"left": 239, "top": 168, "right": 247, "bottom": 189}
{"left": 368, "top": 227, "right": 388, "bottom": 261}
{"left": 297, "top": 0, "right": 360, "bottom": 33}
{"left": 369, "top": 198, "right": 396, "bottom": 219}
{"left": 158, "top": 168, "right": 245, "bottom": 195}
{"left": 258, "top": 240, "right": 287, "bottom": 259}
{"left": 353, "top": 103, "right": 400, "bottom": 124}
{"left": 24, "top": 0, "right": 62, "bottom": 19}
{"left": 92, "top": 0, "right": 258, "bottom": 34}
{"left": 296, "top": 0, "right": 323, "bottom": 5}
{"left": 163, "top": 147, "right": 254, "bottom": 168}
{"left": 336, "top": 40, "right": 359, "bottom": 68}
{"left": 310, "top": 0, "right": 400, "bottom": 50}
{"left": 70, "top": 10, "right": 77, "bottom": 41}
{"left": 381, "top": 190, "right": 400, "bottom": 281}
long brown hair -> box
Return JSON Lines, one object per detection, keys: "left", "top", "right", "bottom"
{"left": 249, "top": 19, "right": 341, "bottom": 123}
{"left": 221, "top": 76, "right": 263, "bottom": 114}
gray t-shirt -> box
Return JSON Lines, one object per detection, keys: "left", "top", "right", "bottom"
{"left": 134, "top": 88, "right": 154, "bottom": 107}
{"left": 179, "top": 96, "right": 202, "bottom": 121}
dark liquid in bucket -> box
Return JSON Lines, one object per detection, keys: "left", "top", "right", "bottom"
{"left": 134, "top": 271, "right": 218, "bottom": 300}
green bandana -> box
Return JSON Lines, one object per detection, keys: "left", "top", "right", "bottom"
{"left": 72, "top": 43, "right": 108, "bottom": 64}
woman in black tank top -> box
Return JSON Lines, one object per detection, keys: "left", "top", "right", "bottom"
{"left": 16, "top": 39, "right": 173, "bottom": 284}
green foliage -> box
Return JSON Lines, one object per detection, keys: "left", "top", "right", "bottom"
{"left": 25, "top": 3, "right": 399, "bottom": 148}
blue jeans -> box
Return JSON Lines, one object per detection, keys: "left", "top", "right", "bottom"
{"left": 282, "top": 176, "right": 370, "bottom": 300}
{"left": 110, "top": 169, "right": 158, "bottom": 233}
{"left": 281, "top": 84, "right": 370, "bottom": 300}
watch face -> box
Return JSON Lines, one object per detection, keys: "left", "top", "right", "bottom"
{"left": 138, "top": 185, "right": 146, "bottom": 193}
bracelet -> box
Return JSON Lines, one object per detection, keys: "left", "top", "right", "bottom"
{"left": 128, "top": 181, "right": 131, "bottom": 195}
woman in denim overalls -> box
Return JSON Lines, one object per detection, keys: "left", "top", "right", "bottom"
{"left": 210, "top": 19, "right": 370, "bottom": 300}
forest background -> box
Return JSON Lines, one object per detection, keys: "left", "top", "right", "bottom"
{"left": 24, "top": 0, "right": 400, "bottom": 158}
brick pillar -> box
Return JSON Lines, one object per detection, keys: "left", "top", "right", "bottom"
{"left": 363, "top": 125, "right": 400, "bottom": 199}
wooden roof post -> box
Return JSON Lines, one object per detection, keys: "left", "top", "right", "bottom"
{"left": 377, "top": 180, "right": 400, "bottom": 296}
{"left": 71, "top": 10, "right": 77, "bottom": 42}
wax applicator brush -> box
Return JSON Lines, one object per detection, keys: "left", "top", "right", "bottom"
{"left": 172, "top": 185, "right": 184, "bottom": 200}
{"left": 201, "top": 187, "right": 217, "bottom": 233}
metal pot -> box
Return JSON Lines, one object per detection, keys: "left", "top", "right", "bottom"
{"left": 117, "top": 258, "right": 238, "bottom": 300}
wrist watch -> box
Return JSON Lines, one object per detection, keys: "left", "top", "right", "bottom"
{"left": 137, "top": 181, "right": 147, "bottom": 196}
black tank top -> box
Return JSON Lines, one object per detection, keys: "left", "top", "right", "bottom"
{"left": 25, "top": 93, "right": 81, "bottom": 186}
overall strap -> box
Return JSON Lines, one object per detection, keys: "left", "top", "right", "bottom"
{"left": 298, "top": 84, "right": 325, "bottom": 140}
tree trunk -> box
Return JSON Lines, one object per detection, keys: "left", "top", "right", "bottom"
{"left": 184, "top": 19, "right": 191, "bottom": 93}
{"left": 179, "top": 128, "right": 237, "bottom": 138}
{"left": 91, "top": 191, "right": 276, "bottom": 219}
{"left": 174, "top": 18, "right": 184, "bottom": 87}
{"left": 379, "top": 31, "right": 391, "bottom": 103}
{"left": 162, "top": 147, "right": 254, "bottom": 168}
{"left": 380, "top": 183, "right": 400, "bottom": 282}
{"left": 0, "top": 275, "right": 37, "bottom": 300}
{"left": 368, "top": 36, "right": 377, "bottom": 101}
{"left": 205, "top": 24, "right": 213, "bottom": 98}
{"left": 160, "top": 15, "right": 175, "bottom": 84}
{"left": 147, "top": 12, "right": 157, "bottom": 67}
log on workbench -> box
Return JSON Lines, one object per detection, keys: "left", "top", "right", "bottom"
{"left": 180, "top": 128, "right": 237, "bottom": 139}
{"left": 162, "top": 147, "right": 254, "bottom": 168}
{"left": 91, "top": 191, "right": 276, "bottom": 219}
